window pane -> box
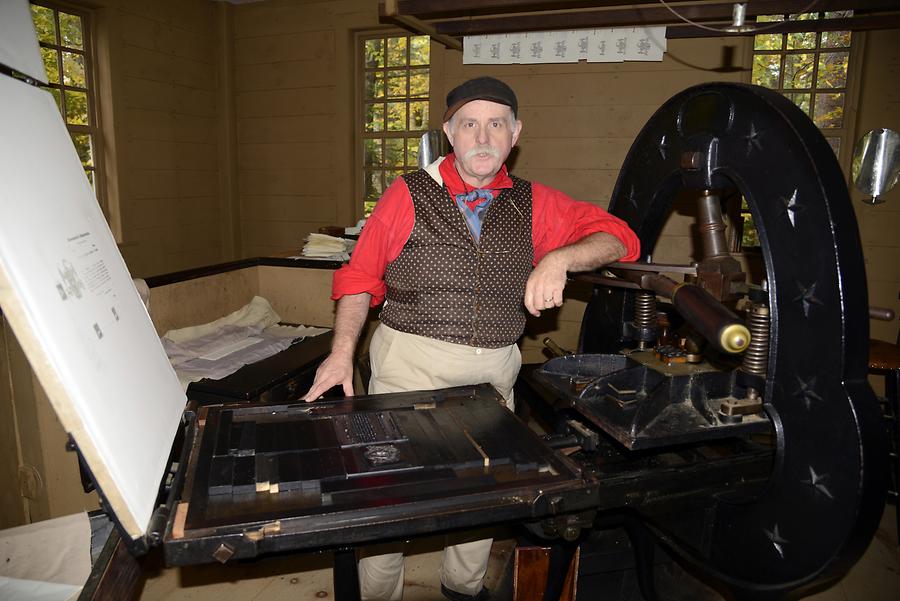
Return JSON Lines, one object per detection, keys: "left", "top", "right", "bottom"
{"left": 363, "top": 139, "right": 382, "bottom": 166}
{"left": 31, "top": 5, "right": 56, "bottom": 44}
{"left": 71, "top": 133, "right": 93, "bottom": 166}
{"left": 754, "top": 34, "right": 782, "bottom": 51}
{"left": 814, "top": 93, "right": 844, "bottom": 128}
{"left": 407, "top": 137, "right": 420, "bottom": 167}
{"left": 65, "top": 90, "right": 89, "bottom": 125}
{"left": 817, "top": 52, "right": 849, "bottom": 88}
{"left": 41, "top": 47, "right": 59, "bottom": 83}
{"left": 787, "top": 31, "right": 816, "bottom": 50}
{"left": 387, "top": 37, "right": 407, "bottom": 67}
{"left": 821, "top": 31, "right": 851, "bottom": 48}
{"left": 409, "top": 68, "right": 429, "bottom": 96}
{"left": 384, "top": 138, "right": 404, "bottom": 166}
{"left": 752, "top": 54, "right": 781, "bottom": 88}
{"left": 365, "top": 72, "right": 384, "bottom": 99}
{"left": 386, "top": 102, "right": 407, "bottom": 131}
{"left": 409, "top": 101, "right": 428, "bottom": 131}
{"left": 365, "top": 103, "right": 384, "bottom": 132}
{"left": 825, "top": 10, "right": 853, "bottom": 19}
{"left": 365, "top": 39, "right": 384, "bottom": 68}
{"left": 85, "top": 169, "right": 94, "bottom": 188}
{"left": 62, "top": 51, "right": 86, "bottom": 88}
{"left": 787, "top": 92, "right": 811, "bottom": 116}
{"left": 387, "top": 70, "right": 407, "bottom": 98}
{"left": 59, "top": 12, "right": 83, "bottom": 50}
{"left": 741, "top": 213, "right": 760, "bottom": 248}
{"left": 364, "top": 170, "right": 383, "bottom": 199}
{"left": 364, "top": 200, "right": 377, "bottom": 217}
{"left": 783, "top": 53, "right": 814, "bottom": 89}
{"left": 824, "top": 136, "right": 841, "bottom": 156}
{"left": 756, "top": 14, "right": 784, "bottom": 23}
{"left": 789, "top": 12, "right": 819, "bottom": 21}
{"left": 410, "top": 35, "right": 430, "bottom": 66}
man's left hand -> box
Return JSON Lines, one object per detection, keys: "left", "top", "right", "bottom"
{"left": 525, "top": 252, "right": 567, "bottom": 316}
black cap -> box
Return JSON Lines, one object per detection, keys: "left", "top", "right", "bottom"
{"left": 443, "top": 76, "right": 518, "bottom": 122}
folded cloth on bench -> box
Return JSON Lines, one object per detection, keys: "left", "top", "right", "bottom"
{"left": 162, "top": 296, "right": 329, "bottom": 390}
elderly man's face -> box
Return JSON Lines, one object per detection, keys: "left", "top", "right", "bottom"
{"left": 443, "top": 100, "right": 522, "bottom": 187}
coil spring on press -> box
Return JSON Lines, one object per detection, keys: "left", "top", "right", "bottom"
{"left": 742, "top": 304, "right": 770, "bottom": 376}
{"left": 634, "top": 291, "right": 656, "bottom": 330}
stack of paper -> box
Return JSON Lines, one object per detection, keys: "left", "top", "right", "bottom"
{"left": 301, "top": 233, "right": 356, "bottom": 261}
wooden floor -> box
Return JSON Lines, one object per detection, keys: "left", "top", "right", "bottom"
{"left": 138, "top": 508, "right": 900, "bottom": 600}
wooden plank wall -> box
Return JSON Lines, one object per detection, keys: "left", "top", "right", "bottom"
{"left": 232, "top": 0, "right": 375, "bottom": 257}
{"left": 89, "top": 0, "right": 225, "bottom": 278}
{"left": 852, "top": 30, "right": 900, "bottom": 346}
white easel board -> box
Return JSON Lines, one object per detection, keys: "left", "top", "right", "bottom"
{"left": 0, "top": 75, "right": 186, "bottom": 540}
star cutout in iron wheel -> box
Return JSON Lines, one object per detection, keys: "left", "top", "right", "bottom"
{"left": 802, "top": 466, "right": 834, "bottom": 500}
{"left": 779, "top": 189, "right": 803, "bottom": 228}
{"left": 658, "top": 134, "right": 669, "bottom": 160}
{"left": 793, "top": 280, "right": 823, "bottom": 317}
{"left": 793, "top": 375, "right": 824, "bottom": 410}
{"left": 743, "top": 123, "right": 763, "bottom": 156}
{"left": 626, "top": 185, "right": 640, "bottom": 210}
{"left": 764, "top": 524, "right": 788, "bottom": 559}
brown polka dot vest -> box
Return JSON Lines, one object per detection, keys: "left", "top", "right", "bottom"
{"left": 380, "top": 169, "right": 534, "bottom": 348}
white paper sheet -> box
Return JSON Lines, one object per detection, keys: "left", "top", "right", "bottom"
{"left": 0, "top": 512, "right": 91, "bottom": 601}
{"left": 0, "top": 0, "right": 47, "bottom": 83}
{"left": 0, "top": 76, "right": 186, "bottom": 540}
{"left": 464, "top": 27, "right": 666, "bottom": 65}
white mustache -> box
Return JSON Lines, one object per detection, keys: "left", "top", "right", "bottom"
{"left": 463, "top": 146, "right": 500, "bottom": 160}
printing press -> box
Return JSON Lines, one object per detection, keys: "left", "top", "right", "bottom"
{"left": 0, "top": 64, "right": 889, "bottom": 601}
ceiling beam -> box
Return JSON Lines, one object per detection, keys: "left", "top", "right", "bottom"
{"left": 382, "top": 0, "right": 463, "bottom": 50}
{"left": 432, "top": 0, "right": 897, "bottom": 36}
{"left": 397, "top": 0, "right": 648, "bottom": 19}
{"left": 665, "top": 13, "right": 900, "bottom": 38}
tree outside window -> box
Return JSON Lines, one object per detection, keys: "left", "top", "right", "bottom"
{"left": 739, "top": 11, "right": 854, "bottom": 250}
{"left": 361, "top": 34, "right": 431, "bottom": 216}
{"left": 30, "top": 1, "right": 104, "bottom": 208}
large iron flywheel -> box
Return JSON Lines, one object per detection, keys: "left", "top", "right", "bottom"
{"left": 581, "top": 83, "right": 889, "bottom": 598}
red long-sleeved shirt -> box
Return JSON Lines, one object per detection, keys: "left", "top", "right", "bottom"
{"left": 333, "top": 154, "right": 640, "bottom": 306}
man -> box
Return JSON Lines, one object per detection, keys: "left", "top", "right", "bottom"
{"left": 303, "top": 76, "right": 639, "bottom": 600}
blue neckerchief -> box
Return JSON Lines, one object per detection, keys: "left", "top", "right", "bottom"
{"left": 454, "top": 189, "right": 494, "bottom": 242}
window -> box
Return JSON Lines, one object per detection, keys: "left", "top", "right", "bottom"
{"left": 739, "top": 11, "right": 855, "bottom": 250}
{"left": 30, "top": 2, "right": 104, "bottom": 205}
{"left": 360, "top": 34, "right": 431, "bottom": 216}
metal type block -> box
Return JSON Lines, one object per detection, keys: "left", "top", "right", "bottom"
{"left": 255, "top": 422, "right": 276, "bottom": 454}
{"left": 289, "top": 420, "right": 317, "bottom": 452}
{"left": 237, "top": 421, "right": 255, "bottom": 456}
{"left": 255, "top": 453, "right": 275, "bottom": 492}
{"left": 276, "top": 451, "right": 303, "bottom": 492}
{"left": 393, "top": 411, "right": 453, "bottom": 466}
{"left": 427, "top": 409, "right": 486, "bottom": 470}
{"left": 228, "top": 422, "right": 241, "bottom": 455}
{"left": 231, "top": 455, "right": 256, "bottom": 495}
{"left": 213, "top": 410, "right": 232, "bottom": 457}
{"left": 313, "top": 418, "right": 340, "bottom": 448}
{"left": 208, "top": 456, "right": 233, "bottom": 496}
{"left": 275, "top": 422, "right": 294, "bottom": 453}
{"left": 332, "top": 415, "right": 352, "bottom": 447}
{"left": 318, "top": 448, "right": 346, "bottom": 480}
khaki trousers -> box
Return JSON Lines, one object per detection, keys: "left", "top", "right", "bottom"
{"left": 359, "top": 324, "right": 521, "bottom": 601}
